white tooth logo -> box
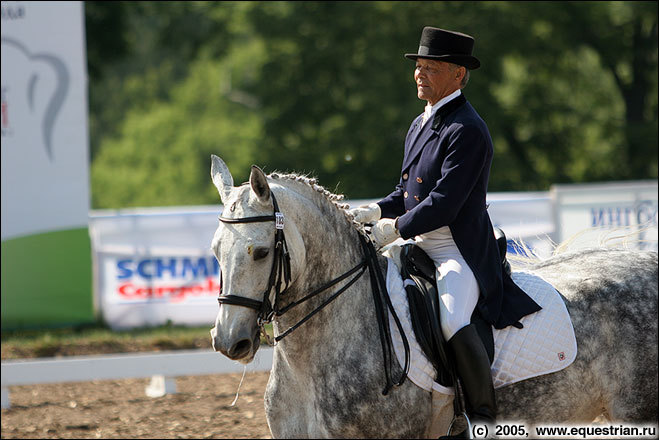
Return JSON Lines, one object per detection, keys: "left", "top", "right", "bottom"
{"left": 1, "top": 36, "right": 69, "bottom": 161}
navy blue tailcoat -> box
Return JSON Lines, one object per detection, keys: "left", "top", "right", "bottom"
{"left": 378, "top": 93, "right": 541, "bottom": 329}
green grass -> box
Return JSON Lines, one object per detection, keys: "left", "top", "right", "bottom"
{"left": 0, "top": 322, "right": 212, "bottom": 360}
{"left": 1, "top": 322, "right": 274, "bottom": 360}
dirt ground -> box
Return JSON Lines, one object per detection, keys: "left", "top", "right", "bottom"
{"left": 0, "top": 370, "right": 623, "bottom": 439}
{"left": 1, "top": 371, "right": 271, "bottom": 439}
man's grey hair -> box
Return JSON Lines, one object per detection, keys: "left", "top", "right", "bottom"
{"left": 460, "top": 68, "right": 470, "bottom": 88}
{"left": 448, "top": 62, "right": 470, "bottom": 88}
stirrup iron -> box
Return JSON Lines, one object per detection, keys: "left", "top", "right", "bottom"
{"left": 446, "top": 411, "right": 473, "bottom": 439}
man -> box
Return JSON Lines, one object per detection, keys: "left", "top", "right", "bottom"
{"left": 349, "top": 27, "right": 541, "bottom": 429}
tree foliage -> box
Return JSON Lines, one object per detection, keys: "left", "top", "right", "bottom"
{"left": 86, "top": 1, "right": 658, "bottom": 209}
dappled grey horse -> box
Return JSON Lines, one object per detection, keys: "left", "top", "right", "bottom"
{"left": 209, "top": 155, "right": 658, "bottom": 438}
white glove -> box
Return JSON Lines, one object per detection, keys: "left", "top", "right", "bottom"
{"left": 371, "top": 218, "right": 400, "bottom": 248}
{"left": 348, "top": 203, "right": 381, "bottom": 224}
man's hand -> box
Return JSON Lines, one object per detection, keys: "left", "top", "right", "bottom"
{"left": 348, "top": 203, "right": 381, "bottom": 224}
{"left": 371, "top": 218, "right": 400, "bottom": 248}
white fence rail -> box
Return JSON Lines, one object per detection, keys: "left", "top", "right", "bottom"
{"left": 1, "top": 347, "right": 273, "bottom": 409}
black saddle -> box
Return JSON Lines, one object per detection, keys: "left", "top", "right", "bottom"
{"left": 398, "top": 228, "right": 510, "bottom": 387}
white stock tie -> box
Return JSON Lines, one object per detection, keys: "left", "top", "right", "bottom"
{"left": 421, "top": 103, "right": 433, "bottom": 127}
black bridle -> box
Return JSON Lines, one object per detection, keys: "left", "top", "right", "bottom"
{"left": 218, "top": 193, "right": 293, "bottom": 326}
{"left": 217, "top": 192, "right": 410, "bottom": 395}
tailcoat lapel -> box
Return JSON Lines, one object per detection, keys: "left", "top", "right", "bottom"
{"left": 403, "top": 120, "right": 435, "bottom": 172}
{"left": 402, "top": 94, "right": 467, "bottom": 173}
{"left": 405, "top": 115, "right": 424, "bottom": 157}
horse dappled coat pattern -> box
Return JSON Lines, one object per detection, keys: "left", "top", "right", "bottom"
{"left": 209, "top": 156, "right": 658, "bottom": 438}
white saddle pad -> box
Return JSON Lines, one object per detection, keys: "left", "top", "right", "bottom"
{"left": 386, "top": 258, "right": 577, "bottom": 394}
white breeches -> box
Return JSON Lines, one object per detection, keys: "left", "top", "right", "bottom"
{"left": 415, "top": 226, "right": 480, "bottom": 341}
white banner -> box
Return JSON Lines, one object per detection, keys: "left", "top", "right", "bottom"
{"left": 551, "top": 181, "right": 658, "bottom": 251}
{"left": 1, "top": 1, "right": 89, "bottom": 240}
{"left": 90, "top": 182, "right": 656, "bottom": 330}
{"left": 89, "top": 206, "right": 223, "bottom": 329}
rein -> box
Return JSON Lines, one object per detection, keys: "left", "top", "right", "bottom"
{"left": 217, "top": 192, "right": 410, "bottom": 394}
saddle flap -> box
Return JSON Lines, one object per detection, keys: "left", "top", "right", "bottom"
{"left": 402, "top": 243, "right": 437, "bottom": 284}
{"left": 400, "top": 244, "right": 453, "bottom": 386}
{"left": 398, "top": 243, "right": 496, "bottom": 386}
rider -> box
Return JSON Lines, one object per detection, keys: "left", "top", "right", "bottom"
{"left": 349, "top": 26, "right": 541, "bottom": 431}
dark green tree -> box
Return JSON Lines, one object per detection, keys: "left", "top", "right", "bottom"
{"left": 86, "top": 1, "right": 657, "bottom": 208}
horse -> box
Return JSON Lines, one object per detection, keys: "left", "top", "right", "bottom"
{"left": 208, "top": 155, "right": 658, "bottom": 438}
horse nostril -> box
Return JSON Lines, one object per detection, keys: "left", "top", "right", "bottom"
{"left": 229, "top": 338, "right": 252, "bottom": 359}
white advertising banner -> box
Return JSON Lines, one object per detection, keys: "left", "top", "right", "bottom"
{"left": 1, "top": 1, "right": 89, "bottom": 240}
{"left": 89, "top": 206, "right": 223, "bottom": 330}
{"left": 1, "top": 1, "right": 92, "bottom": 328}
{"left": 551, "top": 181, "right": 658, "bottom": 251}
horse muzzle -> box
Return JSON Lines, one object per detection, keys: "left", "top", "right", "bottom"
{"left": 210, "top": 324, "right": 260, "bottom": 362}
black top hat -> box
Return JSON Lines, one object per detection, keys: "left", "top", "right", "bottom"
{"left": 405, "top": 27, "right": 481, "bottom": 70}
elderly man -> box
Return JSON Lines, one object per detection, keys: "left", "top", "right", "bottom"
{"left": 350, "top": 27, "right": 541, "bottom": 429}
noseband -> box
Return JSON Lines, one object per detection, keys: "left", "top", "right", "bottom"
{"left": 217, "top": 191, "right": 410, "bottom": 395}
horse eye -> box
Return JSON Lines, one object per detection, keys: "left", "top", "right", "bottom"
{"left": 253, "top": 247, "right": 270, "bottom": 261}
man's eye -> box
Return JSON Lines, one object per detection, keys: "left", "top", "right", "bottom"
{"left": 253, "top": 247, "right": 270, "bottom": 261}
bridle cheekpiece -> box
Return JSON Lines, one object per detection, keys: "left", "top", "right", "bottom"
{"left": 218, "top": 192, "right": 292, "bottom": 328}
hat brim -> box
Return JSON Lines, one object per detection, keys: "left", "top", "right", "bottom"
{"left": 405, "top": 53, "right": 480, "bottom": 70}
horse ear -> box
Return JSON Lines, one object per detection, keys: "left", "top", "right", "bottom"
{"left": 249, "top": 165, "right": 270, "bottom": 203}
{"left": 210, "top": 155, "right": 234, "bottom": 203}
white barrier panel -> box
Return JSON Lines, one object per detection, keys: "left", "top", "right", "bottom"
{"left": 486, "top": 192, "right": 555, "bottom": 258}
{"left": 90, "top": 195, "right": 556, "bottom": 330}
{"left": 351, "top": 194, "right": 555, "bottom": 258}
{"left": 1, "top": 348, "right": 273, "bottom": 386}
{"left": 551, "top": 181, "right": 658, "bottom": 251}
{"left": 1, "top": 347, "right": 274, "bottom": 408}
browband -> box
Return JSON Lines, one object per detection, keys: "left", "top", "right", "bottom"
{"left": 218, "top": 215, "right": 275, "bottom": 224}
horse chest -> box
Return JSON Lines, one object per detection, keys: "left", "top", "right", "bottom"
{"left": 265, "top": 363, "right": 379, "bottom": 437}
{"left": 265, "top": 361, "right": 432, "bottom": 438}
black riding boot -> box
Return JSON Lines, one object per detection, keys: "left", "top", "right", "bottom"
{"left": 449, "top": 323, "right": 497, "bottom": 427}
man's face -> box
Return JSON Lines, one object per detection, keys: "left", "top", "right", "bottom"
{"left": 414, "top": 58, "right": 463, "bottom": 105}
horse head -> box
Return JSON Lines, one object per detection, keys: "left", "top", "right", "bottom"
{"left": 209, "top": 155, "right": 306, "bottom": 362}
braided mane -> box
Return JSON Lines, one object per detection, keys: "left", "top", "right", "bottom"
{"left": 267, "top": 172, "right": 364, "bottom": 231}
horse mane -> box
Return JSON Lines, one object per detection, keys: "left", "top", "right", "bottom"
{"left": 267, "top": 171, "right": 366, "bottom": 232}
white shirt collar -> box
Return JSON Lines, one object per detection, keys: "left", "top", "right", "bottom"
{"left": 421, "top": 89, "right": 462, "bottom": 127}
